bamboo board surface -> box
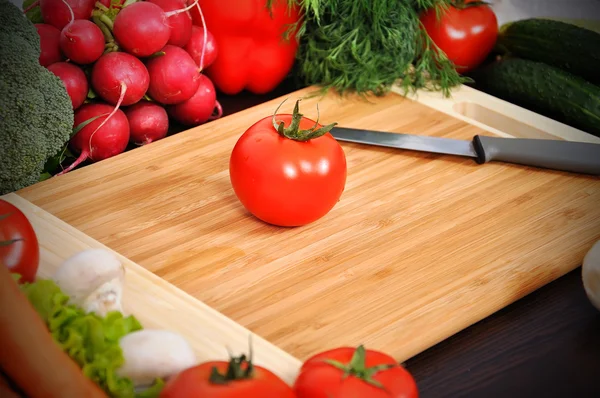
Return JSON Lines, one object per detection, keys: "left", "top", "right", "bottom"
{"left": 17, "top": 86, "right": 600, "bottom": 363}
{"left": 0, "top": 193, "right": 302, "bottom": 384}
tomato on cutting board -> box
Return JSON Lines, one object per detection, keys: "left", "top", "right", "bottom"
{"left": 159, "top": 353, "right": 295, "bottom": 398}
{"left": 294, "top": 345, "right": 419, "bottom": 398}
{"left": 0, "top": 199, "right": 40, "bottom": 283}
{"left": 420, "top": 0, "right": 498, "bottom": 73}
{"left": 229, "top": 99, "right": 347, "bottom": 227}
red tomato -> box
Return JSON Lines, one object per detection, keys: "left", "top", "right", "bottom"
{"left": 420, "top": 0, "right": 498, "bottom": 73}
{"left": 159, "top": 355, "right": 296, "bottom": 398}
{"left": 0, "top": 200, "right": 40, "bottom": 283}
{"left": 229, "top": 100, "right": 347, "bottom": 227}
{"left": 294, "top": 345, "right": 418, "bottom": 398}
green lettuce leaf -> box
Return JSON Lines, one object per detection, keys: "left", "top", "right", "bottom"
{"left": 18, "top": 278, "right": 164, "bottom": 398}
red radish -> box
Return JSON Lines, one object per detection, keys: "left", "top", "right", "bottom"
{"left": 124, "top": 101, "right": 170, "bottom": 145}
{"left": 113, "top": 0, "right": 200, "bottom": 57}
{"left": 147, "top": 0, "right": 193, "bottom": 47}
{"left": 47, "top": 62, "right": 89, "bottom": 110}
{"left": 112, "top": 2, "right": 170, "bottom": 57}
{"left": 184, "top": 25, "right": 217, "bottom": 69}
{"left": 39, "top": 0, "right": 95, "bottom": 30}
{"left": 146, "top": 45, "right": 201, "bottom": 105}
{"left": 167, "top": 74, "right": 221, "bottom": 126}
{"left": 60, "top": 20, "right": 105, "bottom": 64}
{"left": 35, "top": 24, "right": 65, "bottom": 67}
{"left": 56, "top": 102, "right": 130, "bottom": 176}
{"left": 91, "top": 52, "right": 150, "bottom": 106}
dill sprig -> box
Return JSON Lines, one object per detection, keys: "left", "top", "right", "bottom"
{"left": 273, "top": 0, "right": 466, "bottom": 97}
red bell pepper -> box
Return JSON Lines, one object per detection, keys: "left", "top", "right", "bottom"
{"left": 189, "top": 0, "right": 301, "bottom": 95}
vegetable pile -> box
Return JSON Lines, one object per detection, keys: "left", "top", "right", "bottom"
{"left": 2, "top": 198, "right": 420, "bottom": 397}
{"left": 8, "top": 0, "right": 222, "bottom": 185}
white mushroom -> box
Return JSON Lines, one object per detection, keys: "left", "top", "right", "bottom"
{"left": 116, "top": 329, "right": 197, "bottom": 388}
{"left": 582, "top": 240, "right": 600, "bottom": 311}
{"left": 53, "top": 248, "right": 125, "bottom": 317}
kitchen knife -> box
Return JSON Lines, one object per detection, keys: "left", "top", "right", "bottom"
{"left": 330, "top": 126, "right": 600, "bottom": 176}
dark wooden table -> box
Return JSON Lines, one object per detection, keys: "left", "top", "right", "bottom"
{"left": 217, "top": 79, "right": 600, "bottom": 398}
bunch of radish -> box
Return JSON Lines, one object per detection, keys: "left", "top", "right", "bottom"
{"left": 27, "top": 0, "right": 221, "bottom": 176}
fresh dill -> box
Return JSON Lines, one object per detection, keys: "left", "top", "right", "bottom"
{"left": 271, "top": 0, "right": 466, "bottom": 97}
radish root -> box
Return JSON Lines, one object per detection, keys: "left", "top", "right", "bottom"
{"left": 55, "top": 82, "right": 127, "bottom": 176}
{"left": 164, "top": 0, "right": 198, "bottom": 18}
{"left": 22, "top": 0, "right": 40, "bottom": 13}
{"left": 55, "top": 149, "right": 87, "bottom": 176}
{"left": 208, "top": 100, "right": 223, "bottom": 121}
{"left": 87, "top": 81, "right": 127, "bottom": 151}
{"left": 60, "top": 0, "right": 75, "bottom": 24}
{"left": 194, "top": 0, "right": 208, "bottom": 72}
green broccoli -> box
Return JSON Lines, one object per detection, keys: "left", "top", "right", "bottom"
{"left": 2, "top": 0, "right": 42, "bottom": 59}
{"left": 0, "top": 0, "right": 74, "bottom": 195}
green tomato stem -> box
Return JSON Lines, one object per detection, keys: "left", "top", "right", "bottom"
{"left": 323, "top": 345, "right": 398, "bottom": 389}
{"left": 271, "top": 98, "right": 338, "bottom": 142}
{"left": 209, "top": 336, "right": 255, "bottom": 385}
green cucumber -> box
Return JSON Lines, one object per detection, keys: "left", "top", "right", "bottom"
{"left": 471, "top": 57, "right": 600, "bottom": 138}
{"left": 496, "top": 18, "right": 600, "bottom": 85}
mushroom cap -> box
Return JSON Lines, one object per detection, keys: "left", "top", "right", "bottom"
{"left": 54, "top": 248, "right": 125, "bottom": 304}
{"left": 117, "top": 329, "right": 197, "bottom": 387}
{"left": 582, "top": 240, "right": 600, "bottom": 311}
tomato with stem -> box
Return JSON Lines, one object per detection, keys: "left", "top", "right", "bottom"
{"left": 229, "top": 99, "right": 347, "bottom": 227}
{"left": 159, "top": 350, "right": 295, "bottom": 397}
{"left": 294, "top": 345, "right": 419, "bottom": 398}
{"left": 420, "top": 0, "right": 498, "bottom": 73}
{"left": 0, "top": 200, "right": 40, "bottom": 283}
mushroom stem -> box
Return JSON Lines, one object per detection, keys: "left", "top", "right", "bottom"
{"left": 53, "top": 249, "right": 125, "bottom": 317}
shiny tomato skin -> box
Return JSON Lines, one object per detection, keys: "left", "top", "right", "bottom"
{"left": 229, "top": 114, "right": 347, "bottom": 227}
{"left": 421, "top": 1, "right": 498, "bottom": 73}
{"left": 159, "top": 361, "right": 296, "bottom": 398}
{"left": 0, "top": 200, "right": 40, "bottom": 283}
{"left": 294, "top": 347, "right": 419, "bottom": 398}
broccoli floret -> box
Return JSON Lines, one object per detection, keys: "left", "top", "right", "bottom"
{"left": 1, "top": 0, "right": 41, "bottom": 60}
{"left": 0, "top": 0, "right": 74, "bottom": 195}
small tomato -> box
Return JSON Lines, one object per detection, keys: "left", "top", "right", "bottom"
{"left": 421, "top": 0, "right": 498, "bottom": 73}
{"left": 0, "top": 199, "right": 40, "bottom": 283}
{"left": 294, "top": 345, "right": 419, "bottom": 398}
{"left": 229, "top": 99, "right": 347, "bottom": 227}
{"left": 159, "top": 353, "right": 295, "bottom": 398}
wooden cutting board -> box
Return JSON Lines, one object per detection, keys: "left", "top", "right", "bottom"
{"left": 16, "top": 85, "right": 600, "bottom": 363}
{"left": 1, "top": 193, "right": 302, "bottom": 384}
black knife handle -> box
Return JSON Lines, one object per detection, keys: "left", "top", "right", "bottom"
{"left": 472, "top": 135, "right": 600, "bottom": 176}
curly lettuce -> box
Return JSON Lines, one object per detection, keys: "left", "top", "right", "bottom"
{"left": 18, "top": 277, "right": 164, "bottom": 398}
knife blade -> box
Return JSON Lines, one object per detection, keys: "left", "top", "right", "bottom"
{"left": 330, "top": 126, "right": 600, "bottom": 176}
